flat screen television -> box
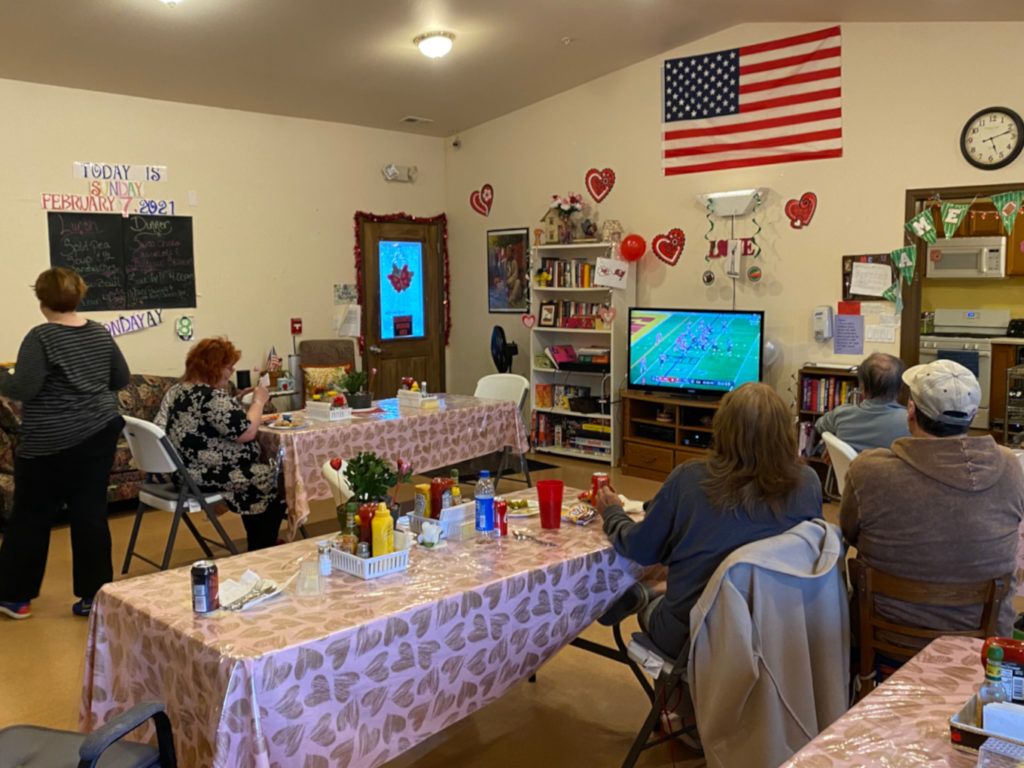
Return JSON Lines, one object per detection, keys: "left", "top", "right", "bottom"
{"left": 627, "top": 307, "right": 764, "bottom": 399}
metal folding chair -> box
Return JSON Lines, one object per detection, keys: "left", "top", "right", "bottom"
{"left": 120, "top": 416, "right": 239, "bottom": 573}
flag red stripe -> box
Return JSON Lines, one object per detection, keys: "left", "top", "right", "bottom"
{"left": 739, "top": 47, "right": 840, "bottom": 76}
{"left": 664, "top": 128, "right": 842, "bottom": 158}
{"left": 741, "top": 88, "right": 841, "bottom": 113}
{"left": 739, "top": 25, "right": 840, "bottom": 56}
{"left": 664, "top": 107, "right": 841, "bottom": 140}
{"left": 739, "top": 66, "right": 841, "bottom": 95}
{"left": 663, "top": 148, "right": 843, "bottom": 175}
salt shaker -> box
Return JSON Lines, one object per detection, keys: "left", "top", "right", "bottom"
{"left": 317, "top": 541, "right": 332, "bottom": 577}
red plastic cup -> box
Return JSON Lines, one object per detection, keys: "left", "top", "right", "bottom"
{"left": 536, "top": 479, "right": 564, "bottom": 529}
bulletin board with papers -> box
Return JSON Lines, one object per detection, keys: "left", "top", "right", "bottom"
{"left": 841, "top": 253, "right": 898, "bottom": 302}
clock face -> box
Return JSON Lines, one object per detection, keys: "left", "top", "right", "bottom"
{"left": 960, "top": 107, "right": 1024, "bottom": 170}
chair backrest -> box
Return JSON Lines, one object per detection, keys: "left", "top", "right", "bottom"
{"left": 298, "top": 338, "right": 359, "bottom": 370}
{"left": 473, "top": 373, "right": 529, "bottom": 410}
{"left": 121, "top": 415, "right": 183, "bottom": 475}
{"left": 821, "top": 431, "right": 858, "bottom": 494}
{"left": 849, "top": 557, "right": 1012, "bottom": 698}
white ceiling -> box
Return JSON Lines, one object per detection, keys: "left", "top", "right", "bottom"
{"left": 1, "top": 1, "right": 1022, "bottom": 138}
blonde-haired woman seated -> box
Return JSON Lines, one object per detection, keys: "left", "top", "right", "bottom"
{"left": 156, "top": 337, "right": 285, "bottom": 551}
{"left": 596, "top": 382, "right": 822, "bottom": 659}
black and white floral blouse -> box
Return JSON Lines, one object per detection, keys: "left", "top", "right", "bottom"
{"left": 160, "top": 382, "right": 279, "bottom": 517}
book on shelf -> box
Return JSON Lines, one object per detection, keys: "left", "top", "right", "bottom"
{"left": 544, "top": 345, "right": 577, "bottom": 368}
{"left": 534, "top": 384, "right": 552, "bottom": 408}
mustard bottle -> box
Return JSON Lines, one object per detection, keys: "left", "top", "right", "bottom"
{"left": 371, "top": 501, "right": 392, "bottom": 557}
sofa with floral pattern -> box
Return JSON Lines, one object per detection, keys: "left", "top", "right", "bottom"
{"left": 0, "top": 373, "right": 178, "bottom": 521}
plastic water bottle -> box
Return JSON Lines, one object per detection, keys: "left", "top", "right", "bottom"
{"left": 475, "top": 470, "right": 495, "bottom": 534}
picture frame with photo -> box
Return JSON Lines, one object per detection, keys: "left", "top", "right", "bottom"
{"left": 539, "top": 301, "right": 557, "bottom": 327}
{"left": 486, "top": 228, "right": 530, "bottom": 313}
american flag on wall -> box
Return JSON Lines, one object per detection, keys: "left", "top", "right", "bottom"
{"left": 662, "top": 26, "right": 842, "bottom": 176}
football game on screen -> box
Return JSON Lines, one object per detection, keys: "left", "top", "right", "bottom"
{"left": 629, "top": 310, "right": 762, "bottom": 392}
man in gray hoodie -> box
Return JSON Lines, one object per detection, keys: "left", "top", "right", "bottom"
{"left": 841, "top": 359, "right": 1024, "bottom": 640}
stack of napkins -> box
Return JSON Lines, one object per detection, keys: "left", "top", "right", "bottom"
{"left": 219, "top": 570, "right": 281, "bottom": 611}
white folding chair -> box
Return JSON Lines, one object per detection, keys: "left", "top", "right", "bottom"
{"left": 473, "top": 373, "right": 532, "bottom": 492}
{"left": 120, "top": 416, "right": 239, "bottom": 573}
{"left": 821, "top": 431, "right": 858, "bottom": 498}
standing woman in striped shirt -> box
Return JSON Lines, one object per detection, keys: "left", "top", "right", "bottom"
{"left": 0, "top": 268, "right": 129, "bottom": 620}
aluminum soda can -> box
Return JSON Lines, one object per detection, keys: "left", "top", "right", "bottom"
{"left": 591, "top": 472, "right": 611, "bottom": 497}
{"left": 191, "top": 560, "right": 219, "bottom": 613}
{"left": 495, "top": 498, "right": 508, "bottom": 537}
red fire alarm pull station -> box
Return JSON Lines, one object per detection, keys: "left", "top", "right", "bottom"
{"left": 291, "top": 318, "right": 302, "bottom": 334}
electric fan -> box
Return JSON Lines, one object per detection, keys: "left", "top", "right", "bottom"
{"left": 489, "top": 326, "right": 519, "bottom": 373}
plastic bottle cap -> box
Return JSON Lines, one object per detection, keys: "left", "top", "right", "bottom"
{"left": 479, "top": 470, "right": 490, "bottom": 478}
{"left": 988, "top": 645, "right": 1005, "bottom": 661}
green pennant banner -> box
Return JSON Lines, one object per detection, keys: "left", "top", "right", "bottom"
{"left": 882, "top": 280, "right": 903, "bottom": 314}
{"left": 906, "top": 210, "right": 938, "bottom": 243}
{"left": 890, "top": 245, "right": 916, "bottom": 285}
{"left": 991, "top": 190, "right": 1024, "bottom": 236}
{"left": 939, "top": 202, "right": 969, "bottom": 239}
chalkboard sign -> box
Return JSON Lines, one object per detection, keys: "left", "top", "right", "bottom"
{"left": 47, "top": 211, "right": 196, "bottom": 311}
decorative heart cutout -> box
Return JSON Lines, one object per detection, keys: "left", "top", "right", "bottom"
{"left": 521, "top": 314, "right": 536, "bottom": 329}
{"left": 785, "top": 192, "right": 817, "bottom": 229}
{"left": 584, "top": 168, "right": 616, "bottom": 203}
{"left": 469, "top": 184, "right": 494, "bottom": 216}
{"left": 599, "top": 306, "right": 616, "bottom": 325}
{"left": 651, "top": 228, "right": 685, "bottom": 266}
{"left": 329, "top": 458, "right": 342, "bottom": 471}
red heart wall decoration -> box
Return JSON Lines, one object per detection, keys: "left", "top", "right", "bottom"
{"left": 521, "top": 314, "right": 536, "bottom": 329}
{"left": 470, "top": 184, "right": 494, "bottom": 216}
{"left": 651, "top": 228, "right": 686, "bottom": 266}
{"left": 585, "top": 168, "right": 616, "bottom": 203}
{"left": 599, "top": 306, "right": 616, "bottom": 325}
{"left": 785, "top": 192, "right": 817, "bottom": 229}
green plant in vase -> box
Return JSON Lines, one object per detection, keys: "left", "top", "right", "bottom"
{"left": 343, "top": 451, "right": 412, "bottom": 503}
{"left": 340, "top": 369, "right": 373, "bottom": 409}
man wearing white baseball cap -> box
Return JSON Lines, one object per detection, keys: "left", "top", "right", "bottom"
{"left": 841, "top": 359, "right": 1024, "bottom": 655}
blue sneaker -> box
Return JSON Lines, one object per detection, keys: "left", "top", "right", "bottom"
{"left": 0, "top": 600, "right": 31, "bottom": 620}
{"left": 72, "top": 599, "right": 93, "bottom": 617}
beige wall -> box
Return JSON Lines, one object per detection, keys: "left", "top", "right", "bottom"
{"left": 0, "top": 77, "right": 445, "bottom": 376}
{"left": 443, "top": 22, "right": 1024, "bottom": 396}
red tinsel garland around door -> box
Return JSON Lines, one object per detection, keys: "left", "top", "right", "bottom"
{"left": 352, "top": 211, "right": 451, "bottom": 355}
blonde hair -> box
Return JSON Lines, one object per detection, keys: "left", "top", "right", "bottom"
{"left": 700, "top": 382, "right": 803, "bottom": 519}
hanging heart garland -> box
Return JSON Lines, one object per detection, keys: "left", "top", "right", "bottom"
{"left": 584, "top": 168, "right": 616, "bottom": 203}
{"left": 785, "top": 192, "right": 817, "bottom": 229}
{"left": 651, "top": 228, "right": 685, "bottom": 266}
{"left": 470, "top": 184, "right": 494, "bottom": 216}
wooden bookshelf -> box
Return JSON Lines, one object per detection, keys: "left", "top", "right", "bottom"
{"left": 620, "top": 390, "right": 720, "bottom": 481}
{"left": 796, "top": 365, "right": 859, "bottom": 488}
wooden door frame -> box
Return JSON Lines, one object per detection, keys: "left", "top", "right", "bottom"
{"left": 901, "top": 182, "right": 1023, "bottom": 366}
{"left": 353, "top": 210, "right": 450, "bottom": 378}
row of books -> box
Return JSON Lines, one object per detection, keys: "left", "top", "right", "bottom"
{"left": 800, "top": 376, "right": 852, "bottom": 413}
{"left": 538, "top": 300, "right": 609, "bottom": 330}
{"left": 537, "top": 258, "right": 595, "bottom": 288}
{"left": 534, "top": 383, "right": 591, "bottom": 409}
{"left": 532, "top": 412, "right": 611, "bottom": 455}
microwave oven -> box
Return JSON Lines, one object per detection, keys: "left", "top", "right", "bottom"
{"left": 925, "top": 236, "right": 1006, "bottom": 279}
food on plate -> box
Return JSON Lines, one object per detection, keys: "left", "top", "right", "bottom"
{"left": 507, "top": 498, "right": 531, "bottom": 510}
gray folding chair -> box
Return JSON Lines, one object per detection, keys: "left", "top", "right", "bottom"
{"left": 473, "top": 373, "right": 532, "bottom": 492}
{"left": 120, "top": 416, "right": 239, "bottom": 573}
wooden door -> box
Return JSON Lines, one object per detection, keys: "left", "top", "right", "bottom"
{"left": 357, "top": 215, "right": 446, "bottom": 398}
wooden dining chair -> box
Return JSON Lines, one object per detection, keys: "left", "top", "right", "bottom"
{"left": 849, "top": 557, "right": 1013, "bottom": 700}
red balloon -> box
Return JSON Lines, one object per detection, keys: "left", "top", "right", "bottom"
{"left": 620, "top": 234, "right": 646, "bottom": 262}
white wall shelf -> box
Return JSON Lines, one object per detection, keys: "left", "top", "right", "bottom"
{"left": 529, "top": 241, "right": 634, "bottom": 466}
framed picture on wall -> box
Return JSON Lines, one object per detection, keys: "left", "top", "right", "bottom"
{"left": 487, "top": 228, "right": 530, "bottom": 313}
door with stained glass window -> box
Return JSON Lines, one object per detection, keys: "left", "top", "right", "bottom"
{"left": 357, "top": 215, "right": 445, "bottom": 398}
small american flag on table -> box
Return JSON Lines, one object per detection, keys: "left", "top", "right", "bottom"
{"left": 662, "top": 26, "right": 842, "bottom": 176}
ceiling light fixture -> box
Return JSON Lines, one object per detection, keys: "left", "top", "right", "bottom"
{"left": 157, "top": 0, "right": 180, "bottom": 5}
{"left": 414, "top": 31, "right": 454, "bottom": 59}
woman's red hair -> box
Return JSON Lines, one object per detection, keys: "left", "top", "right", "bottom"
{"left": 184, "top": 337, "right": 241, "bottom": 387}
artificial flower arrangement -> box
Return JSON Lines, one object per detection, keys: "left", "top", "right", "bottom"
{"left": 550, "top": 192, "right": 585, "bottom": 220}
{"left": 342, "top": 452, "right": 413, "bottom": 503}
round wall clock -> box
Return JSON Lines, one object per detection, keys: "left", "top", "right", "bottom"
{"left": 960, "top": 107, "right": 1024, "bottom": 170}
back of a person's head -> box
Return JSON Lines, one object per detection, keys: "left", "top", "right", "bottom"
{"left": 35, "top": 267, "right": 87, "bottom": 313}
{"left": 184, "top": 337, "right": 241, "bottom": 386}
{"left": 910, "top": 397, "right": 970, "bottom": 437}
{"left": 701, "top": 382, "right": 802, "bottom": 518}
{"left": 857, "top": 352, "right": 904, "bottom": 401}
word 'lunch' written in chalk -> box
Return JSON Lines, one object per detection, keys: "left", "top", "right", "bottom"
{"left": 47, "top": 211, "right": 196, "bottom": 311}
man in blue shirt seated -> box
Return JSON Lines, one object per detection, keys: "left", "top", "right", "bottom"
{"left": 815, "top": 352, "right": 909, "bottom": 452}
